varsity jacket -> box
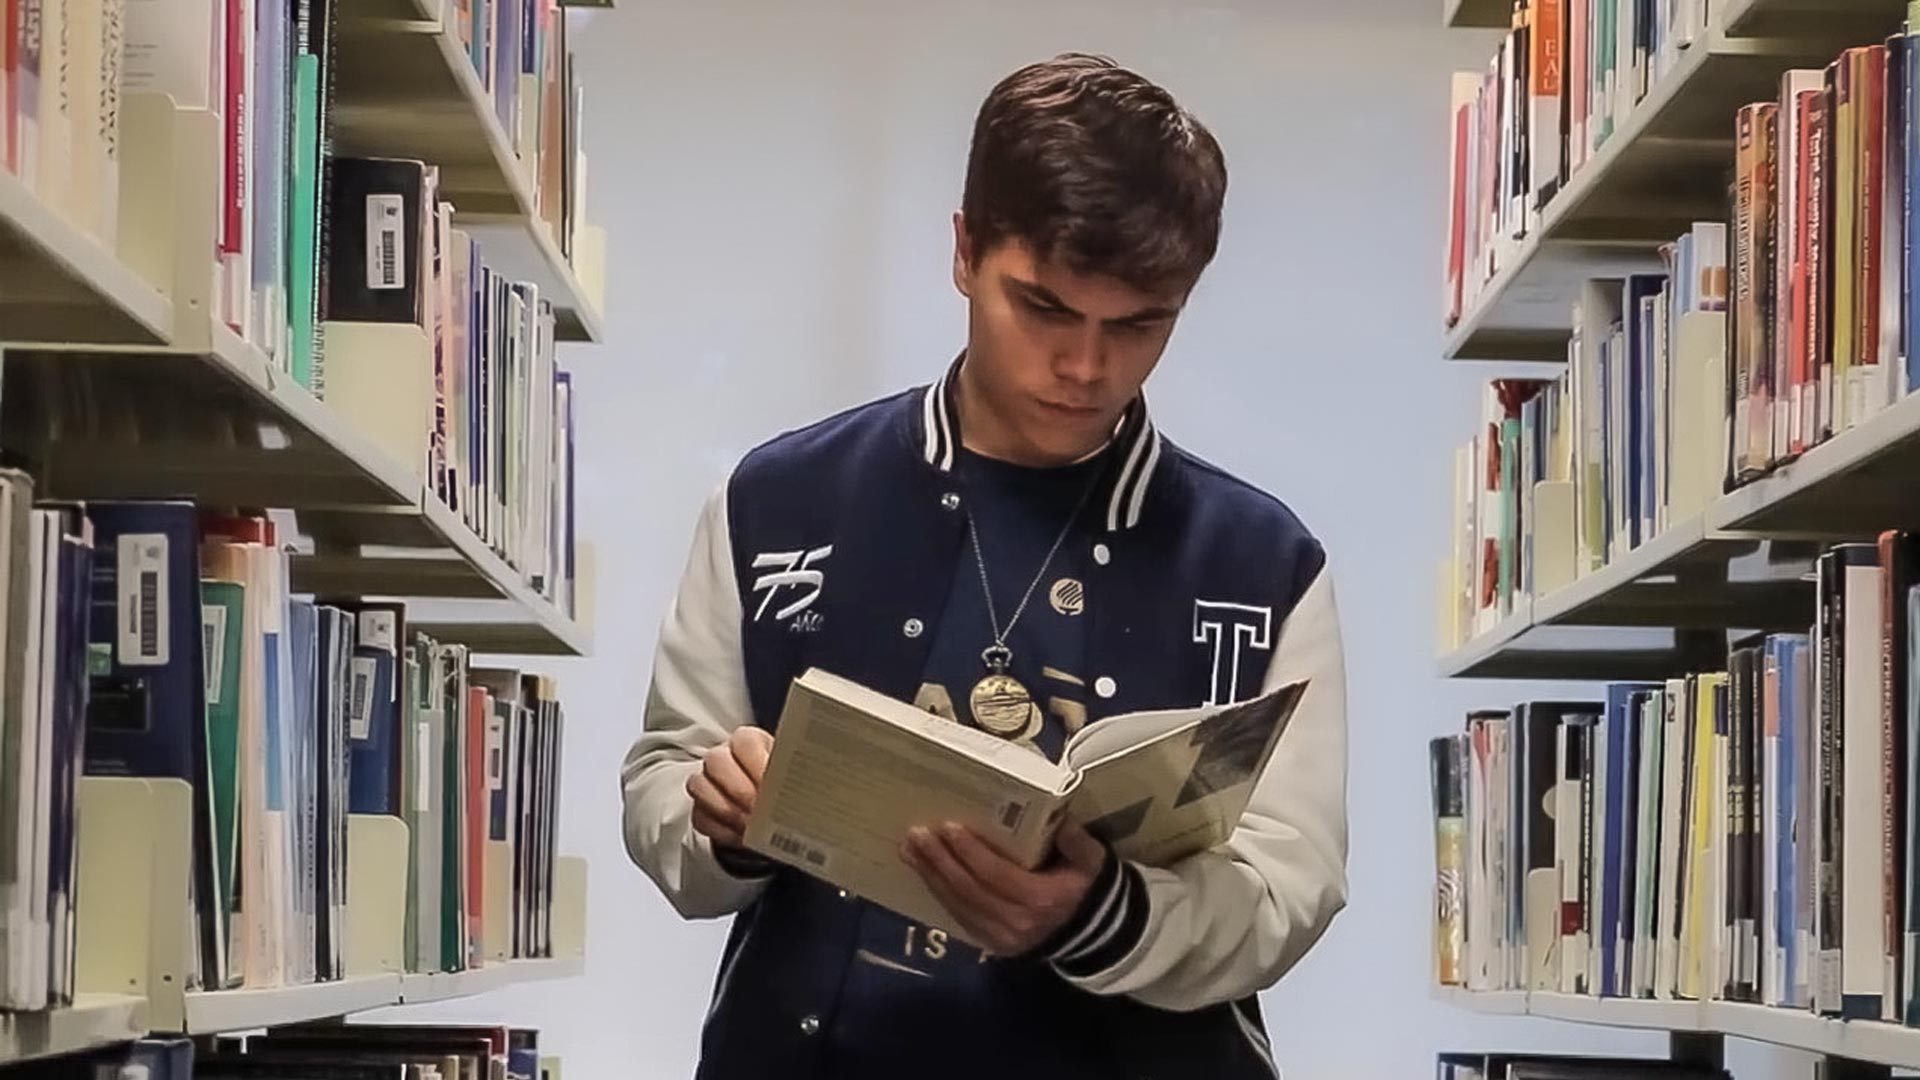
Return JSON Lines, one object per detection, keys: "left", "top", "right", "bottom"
{"left": 620, "top": 366, "right": 1350, "bottom": 1079}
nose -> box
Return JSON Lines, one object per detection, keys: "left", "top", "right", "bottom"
{"left": 1053, "top": 325, "right": 1107, "bottom": 386}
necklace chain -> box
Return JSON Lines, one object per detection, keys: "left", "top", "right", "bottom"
{"left": 964, "top": 476, "right": 1099, "bottom": 662}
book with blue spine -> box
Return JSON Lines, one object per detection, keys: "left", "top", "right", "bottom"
{"left": 78, "top": 501, "right": 221, "bottom": 988}
{"left": 1602, "top": 682, "right": 1658, "bottom": 995}
{"left": 346, "top": 603, "right": 405, "bottom": 817}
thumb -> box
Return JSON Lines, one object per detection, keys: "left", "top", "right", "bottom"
{"left": 1054, "top": 819, "right": 1109, "bottom": 873}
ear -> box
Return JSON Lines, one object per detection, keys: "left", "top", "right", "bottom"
{"left": 951, "top": 211, "right": 974, "bottom": 298}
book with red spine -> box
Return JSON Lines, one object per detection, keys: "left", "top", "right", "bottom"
{"left": 221, "top": 0, "right": 248, "bottom": 334}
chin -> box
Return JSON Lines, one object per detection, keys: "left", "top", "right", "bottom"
{"left": 1024, "top": 423, "right": 1108, "bottom": 464}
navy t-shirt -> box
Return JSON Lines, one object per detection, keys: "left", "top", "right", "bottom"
{"left": 826, "top": 442, "right": 1113, "bottom": 1073}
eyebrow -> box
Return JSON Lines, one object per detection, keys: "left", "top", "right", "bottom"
{"left": 1004, "top": 276, "right": 1179, "bottom": 327}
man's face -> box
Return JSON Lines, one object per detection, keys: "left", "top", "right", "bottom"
{"left": 952, "top": 215, "right": 1187, "bottom": 466}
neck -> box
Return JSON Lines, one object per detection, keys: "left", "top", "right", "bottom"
{"left": 954, "top": 358, "right": 1111, "bottom": 468}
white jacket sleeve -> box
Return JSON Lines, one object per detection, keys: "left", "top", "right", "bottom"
{"left": 620, "top": 481, "right": 772, "bottom": 919}
{"left": 1048, "top": 562, "right": 1350, "bottom": 1011}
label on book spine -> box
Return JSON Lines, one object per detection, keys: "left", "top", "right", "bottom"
{"left": 358, "top": 611, "right": 398, "bottom": 655}
{"left": 417, "top": 717, "right": 436, "bottom": 816}
{"left": 349, "top": 657, "right": 377, "bottom": 741}
{"left": 366, "top": 193, "right": 405, "bottom": 291}
{"left": 1818, "top": 949, "right": 1844, "bottom": 1012}
{"left": 202, "top": 605, "right": 226, "bottom": 704}
{"left": 116, "top": 533, "right": 168, "bottom": 666}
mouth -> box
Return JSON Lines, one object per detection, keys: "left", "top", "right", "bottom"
{"left": 1037, "top": 400, "right": 1103, "bottom": 420}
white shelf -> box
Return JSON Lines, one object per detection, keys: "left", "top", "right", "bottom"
{"left": 294, "top": 498, "right": 592, "bottom": 657}
{"left": 1445, "top": 0, "right": 1510, "bottom": 28}
{"left": 184, "top": 974, "right": 403, "bottom": 1036}
{"left": 174, "top": 957, "right": 585, "bottom": 1035}
{"left": 1710, "top": 387, "right": 1920, "bottom": 537}
{"left": 6, "top": 327, "right": 420, "bottom": 512}
{"left": 0, "top": 993, "right": 149, "bottom": 1064}
{"left": 1446, "top": 29, "right": 1858, "bottom": 362}
{"left": 1437, "top": 509, "right": 1814, "bottom": 680}
{"left": 0, "top": 170, "right": 173, "bottom": 347}
{"left": 1531, "top": 513, "right": 1713, "bottom": 626}
{"left": 1433, "top": 387, "right": 1920, "bottom": 676}
{"left": 1439, "top": 986, "right": 1920, "bottom": 1067}
{"left": 332, "top": 0, "right": 603, "bottom": 342}
{"left": 1439, "top": 600, "right": 1534, "bottom": 679}
{"left": 6, "top": 326, "right": 590, "bottom": 657}
{"left": 398, "top": 954, "right": 585, "bottom": 1006}
{"left": 1719, "top": 0, "right": 1907, "bottom": 39}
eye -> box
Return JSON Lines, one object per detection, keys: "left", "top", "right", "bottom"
{"left": 1021, "top": 296, "right": 1073, "bottom": 321}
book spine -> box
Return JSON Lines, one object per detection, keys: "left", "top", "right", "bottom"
{"left": 1812, "top": 73, "right": 1834, "bottom": 449}
{"left": 1859, "top": 46, "right": 1889, "bottom": 422}
{"left": 1734, "top": 103, "right": 1764, "bottom": 481}
{"left": 1885, "top": 532, "right": 1909, "bottom": 1020}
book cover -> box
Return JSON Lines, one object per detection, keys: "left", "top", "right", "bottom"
{"left": 744, "top": 668, "right": 1309, "bottom": 948}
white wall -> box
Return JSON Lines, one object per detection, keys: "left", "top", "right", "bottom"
{"left": 394, "top": 1, "right": 1810, "bottom": 1076}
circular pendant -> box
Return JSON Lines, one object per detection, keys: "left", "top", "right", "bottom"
{"left": 970, "top": 673, "right": 1036, "bottom": 737}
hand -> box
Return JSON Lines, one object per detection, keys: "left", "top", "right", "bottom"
{"left": 687, "top": 727, "right": 774, "bottom": 850}
{"left": 899, "top": 819, "right": 1109, "bottom": 957}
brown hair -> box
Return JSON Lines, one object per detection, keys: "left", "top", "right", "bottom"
{"left": 961, "top": 53, "right": 1228, "bottom": 294}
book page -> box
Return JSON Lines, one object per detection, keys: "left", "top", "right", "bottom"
{"left": 742, "top": 670, "right": 1069, "bottom": 940}
{"left": 1064, "top": 680, "right": 1307, "bottom": 868}
{"left": 799, "top": 669, "right": 1069, "bottom": 793}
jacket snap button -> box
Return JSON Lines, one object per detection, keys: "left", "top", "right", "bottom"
{"left": 903, "top": 618, "right": 924, "bottom": 638}
{"left": 941, "top": 492, "right": 961, "bottom": 510}
{"left": 799, "top": 1014, "right": 821, "bottom": 1036}
{"left": 1095, "top": 677, "right": 1117, "bottom": 699}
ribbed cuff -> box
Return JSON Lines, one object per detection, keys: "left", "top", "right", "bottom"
{"left": 1043, "top": 855, "right": 1148, "bottom": 978}
{"left": 712, "top": 843, "right": 778, "bottom": 880}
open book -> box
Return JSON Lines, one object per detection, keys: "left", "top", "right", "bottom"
{"left": 740, "top": 667, "right": 1310, "bottom": 941}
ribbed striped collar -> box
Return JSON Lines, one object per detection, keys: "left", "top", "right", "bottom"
{"left": 917, "top": 357, "right": 1163, "bottom": 533}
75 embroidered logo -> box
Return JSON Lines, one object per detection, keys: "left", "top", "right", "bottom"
{"left": 751, "top": 546, "right": 834, "bottom": 623}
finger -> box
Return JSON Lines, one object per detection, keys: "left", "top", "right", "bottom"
{"left": 902, "top": 834, "right": 1014, "bottom": 950}
{"left": 905, "top": 826, "right": 1019, "bottom": 926}
{"left": 691, "top": 803, "right": 743, "bottom": 848}
{"left": 938, "top": 824, "right": 1042, "bottom": 906}
{"left": 1053, "top": 819, "right": 1110, "bottom": 874}
{"left": 687, "top": 773, "right": 749, "bottom": 835}
{"left": 702, "top": 747, "right": 758, "bottom": 813}
{"left": 734, "top": 729, "right": 773, "bottom": 785}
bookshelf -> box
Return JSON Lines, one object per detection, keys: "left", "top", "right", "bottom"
{"left": 0, "top": 171, "right": 173, "bottom": 347}
{"left": 0, "top": 0, "right": 601, "bottom": 1068}
{"left": 1430, "top": 0, "right": 1920, "bottom": 1072}
{"left": 1446, "top": 23, "right": 1881, "bottom": 362}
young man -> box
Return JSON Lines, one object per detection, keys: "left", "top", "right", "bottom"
{"left": 621, "top": 53, "right": 1348, "bottom": 1079}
